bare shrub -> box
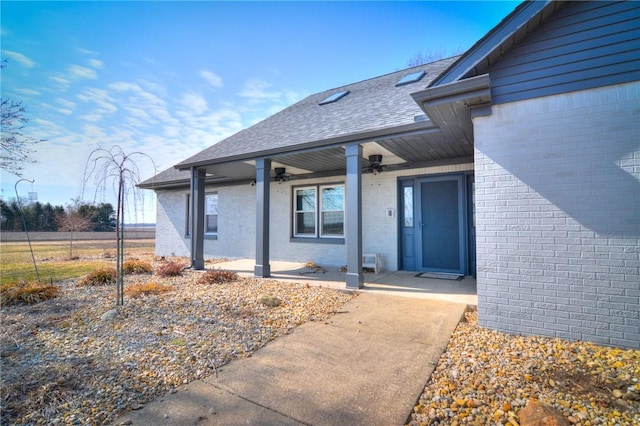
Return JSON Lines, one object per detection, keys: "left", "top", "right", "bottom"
{"left": 155, "top": 261, "right": 185, "bottom": 277}
{"left": 78, "top": 267, "right": 116, "bottom": 286}
{"left": 196, "top": 269, "right": 239, "bottom": 285}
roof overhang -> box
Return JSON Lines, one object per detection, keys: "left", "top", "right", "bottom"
{"left": 411, "top": 74, "right": 492, "bottom": 143}
{"left": 174, "top": 120, "right": 438, "bottom": 171}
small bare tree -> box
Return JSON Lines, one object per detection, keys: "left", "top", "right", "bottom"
{"left": 82, "top": 145, "right": 156, "bottom": 306}
{"left": 58, "top": 200, "right": 92, "bottom": 257}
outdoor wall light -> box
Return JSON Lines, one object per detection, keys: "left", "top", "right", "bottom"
{"left": 368, "top": 154, "right": 383, "bottom": 175}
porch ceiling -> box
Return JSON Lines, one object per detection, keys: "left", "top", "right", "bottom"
{"left": 200, "top": 127, "right": 474, "bottom": 183}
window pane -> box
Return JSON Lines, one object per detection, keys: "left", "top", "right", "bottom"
{"left": 321, "top": 186, "right": 344, "bottom": 210}
{"left": 321, "top": 211, "right": 344, "bottom": 235}
{"left": 404, "top": 186, "right": 414, "bottom": 227}
{"left": 206, "top": 214, "right": 218, "bottom": 233}
{"left": 296, "top": 189, "right": 315, "bottom": 211}
{"left": 206, "top": 194, "right": 218, "bottom": 215}
{"left": 205, "top": 193, "right": 218, "bottom": 234}
{"left": 296, "top": 212, "right": 316, "bottom": 234}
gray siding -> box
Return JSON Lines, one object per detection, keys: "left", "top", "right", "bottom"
{"left": 489, "top": 1, "right": 640, "bottom": 104}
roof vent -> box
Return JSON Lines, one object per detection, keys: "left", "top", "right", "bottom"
{"left": 396, "top": 70, "right": 426, "bottom": 87}
{"left": 319, "top": 90, "right": 350, "bottom": 105}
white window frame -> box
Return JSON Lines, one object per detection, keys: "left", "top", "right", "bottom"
{"left": 319, "top": 184, "right": 344, "bottom": 238}
{"left": 293, "top": 186, "right": 317, "bottom": 237}
{"left": 292, "top": 184, "right": 344, "bottom": 239}
{"left": 205, "top": 192, "right": 218, "bottom": 236}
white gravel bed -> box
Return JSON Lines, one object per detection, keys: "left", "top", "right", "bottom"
{"left": 1, "top": 271, "right": 354, "bottom": 425}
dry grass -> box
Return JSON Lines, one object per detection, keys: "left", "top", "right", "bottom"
{"left": 123, "top": 258, "right": 153, "bottom": 274}
{"left": 124, "top": 281, "right": 175, "bottom": 298}
{"left": 77, "top": 267, "right": 117, "bottom": 286}
{"left": 1, "top": 239, "right": 154, "bottom": 284}
{"left": 0, "top": 281, "right": 61, "bottom": 306}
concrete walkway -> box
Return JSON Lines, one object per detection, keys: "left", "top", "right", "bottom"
{"left": 115, "top": 293, "right": 467, "bottom": 425}
{"left": 115, "top": 260, "right": 474, "bottom": 425}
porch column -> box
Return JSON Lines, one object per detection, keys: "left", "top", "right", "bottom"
{"left": 345, "top": 144, "right": 364, "bottom": 289}
{"left": 190, "top": 167, "right": 205, "bottom": 270}
{"left": 255, "top": 158, "right": 271, "bottom": 277}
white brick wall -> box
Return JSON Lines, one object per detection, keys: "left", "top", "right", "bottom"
{"left": 154, "top": 163, "right": 473, "bottom": 271}
{"left": 473, "top": 81, "right": 640, "bottom": 349}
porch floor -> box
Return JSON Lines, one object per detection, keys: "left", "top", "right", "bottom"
{"left": 211, "top": 258, "right": 477, "bottom": 306}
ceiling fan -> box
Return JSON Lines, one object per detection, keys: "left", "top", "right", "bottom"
{"left": 273, "top": 167, "right": 291, "bottom": 183}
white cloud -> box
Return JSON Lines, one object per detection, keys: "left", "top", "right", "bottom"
{"left": 49, "top": 75, "right": 70, "bottom": 86}
{"left": 67, "top": 65, "right": 97, "bottom": 80}
{"left": 109, "top": 81, "right": 142, "bottom": 92}
{"left": 56, "top": 98, "right": 76, "bottom": 109}
{"left": 78, "top": 113, "right": 104, "bottom": 122}
{"left": 14, "top": 88, "right": 40, "bottom": 96}
{"left": 179, "top": 92, "right": 208, "bottom": 115}
{"left": 77, "top": 88, "right": 117, "bottom": 114}
{"left": 88, "top": 59, "right": 103, "bottom": 69}
{"left": 239, "top": 78, "right": 280, "bottom": 100}
{"left": 2, "top": 50, "right": 35, "bottom": 68}
{"left": 200, "top": 70, "right": 223, "bottom": 89}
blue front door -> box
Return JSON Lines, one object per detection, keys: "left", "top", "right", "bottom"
{"left": 416, "top": 175, "right": 466, "bottom": 274}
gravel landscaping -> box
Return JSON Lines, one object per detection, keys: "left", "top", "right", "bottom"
{"left": 408, "top": 309, "right": 640, "bottom": 426}
{"left": 2, "top": 258, "right": 638, "bottom": 426}
{"left": 1, "top": 261, "right": 354, "bottom": 425}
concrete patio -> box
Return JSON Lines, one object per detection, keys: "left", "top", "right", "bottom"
{"left": 210, "top": 258, "right": 478, "bottom": 306}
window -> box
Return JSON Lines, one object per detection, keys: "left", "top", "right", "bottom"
{"left": 185, "top": 194, "right": 191, "bottom": 236}
{"left": 184, "top": 192, "right": 218, "bottom": 237}
{"left": 321, "top": 186, "right": 344, "bottom": 236}
{"left": 319, "top": 90, "right": 350, "bottom": 105}
{"left": 403, "top": 186, "right": 414, "bottom": 227}
{"left": 293, "top": 184, "right": 344, "bottom": 238}
{"left": 205, "top": 193, "right": 218, "bottom": 235}
{"left": 395, "top": 70, "right": 426, "bottom": 87}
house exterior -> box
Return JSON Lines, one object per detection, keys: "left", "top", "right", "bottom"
{"left": 140, "top": 0, "right": 640, "bottom": 349}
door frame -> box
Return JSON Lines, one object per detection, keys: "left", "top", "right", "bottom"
{"left": 399, "top": 172, "right": 472, "bottom": 274}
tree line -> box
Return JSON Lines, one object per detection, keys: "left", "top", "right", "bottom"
{"left": 0, "top": 200, "right": 116, "bottom": 232}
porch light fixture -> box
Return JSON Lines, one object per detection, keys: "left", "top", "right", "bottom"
{"left": 274, "top": 167, "right": 290, "bottom": 183}
{"left": 368, "top": 154, "right": 383, "bottom": 175}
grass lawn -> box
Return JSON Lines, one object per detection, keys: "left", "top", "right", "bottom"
{"left": 1, "top": 239, "right": 155, "bottom": 284}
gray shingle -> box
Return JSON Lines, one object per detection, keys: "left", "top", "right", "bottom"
{"left": 174, "top": 57, "right": 458, "bottom": 169}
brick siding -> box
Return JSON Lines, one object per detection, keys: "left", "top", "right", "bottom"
{"left": 473, "top": 82, "right": 640, "bottom": 349}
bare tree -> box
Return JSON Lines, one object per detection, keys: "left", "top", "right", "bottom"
{"left": 406, "top": 46, "right": 466, "bottom": 67}
{"left": 82, "top": 145, "right": 156, "bottom": 306}
{"left": 58, "top": 200, "right": 93, "bottom": 257}
{"left": 1, "top": 60, "right": 45, "bottom": 177}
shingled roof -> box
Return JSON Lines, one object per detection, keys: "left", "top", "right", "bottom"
{"left": 139, "top": 56, "right": 460, "bottom": 188}
{"left": 173, "top": 57, "right": 458, "bottom": 169}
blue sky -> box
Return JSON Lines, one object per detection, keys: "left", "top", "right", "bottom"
{"left": 1, "top": 1, "right": 519, "bottom": 223}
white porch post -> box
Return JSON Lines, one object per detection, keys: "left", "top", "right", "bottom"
{"left": 255, "top": 158, "right": 271, "bottom": 277}
{"left": 345, "top": 144, "right": 364, "bottom": 289}
{"left": 190, "top": 167, "right": 205, "bottom": 270}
